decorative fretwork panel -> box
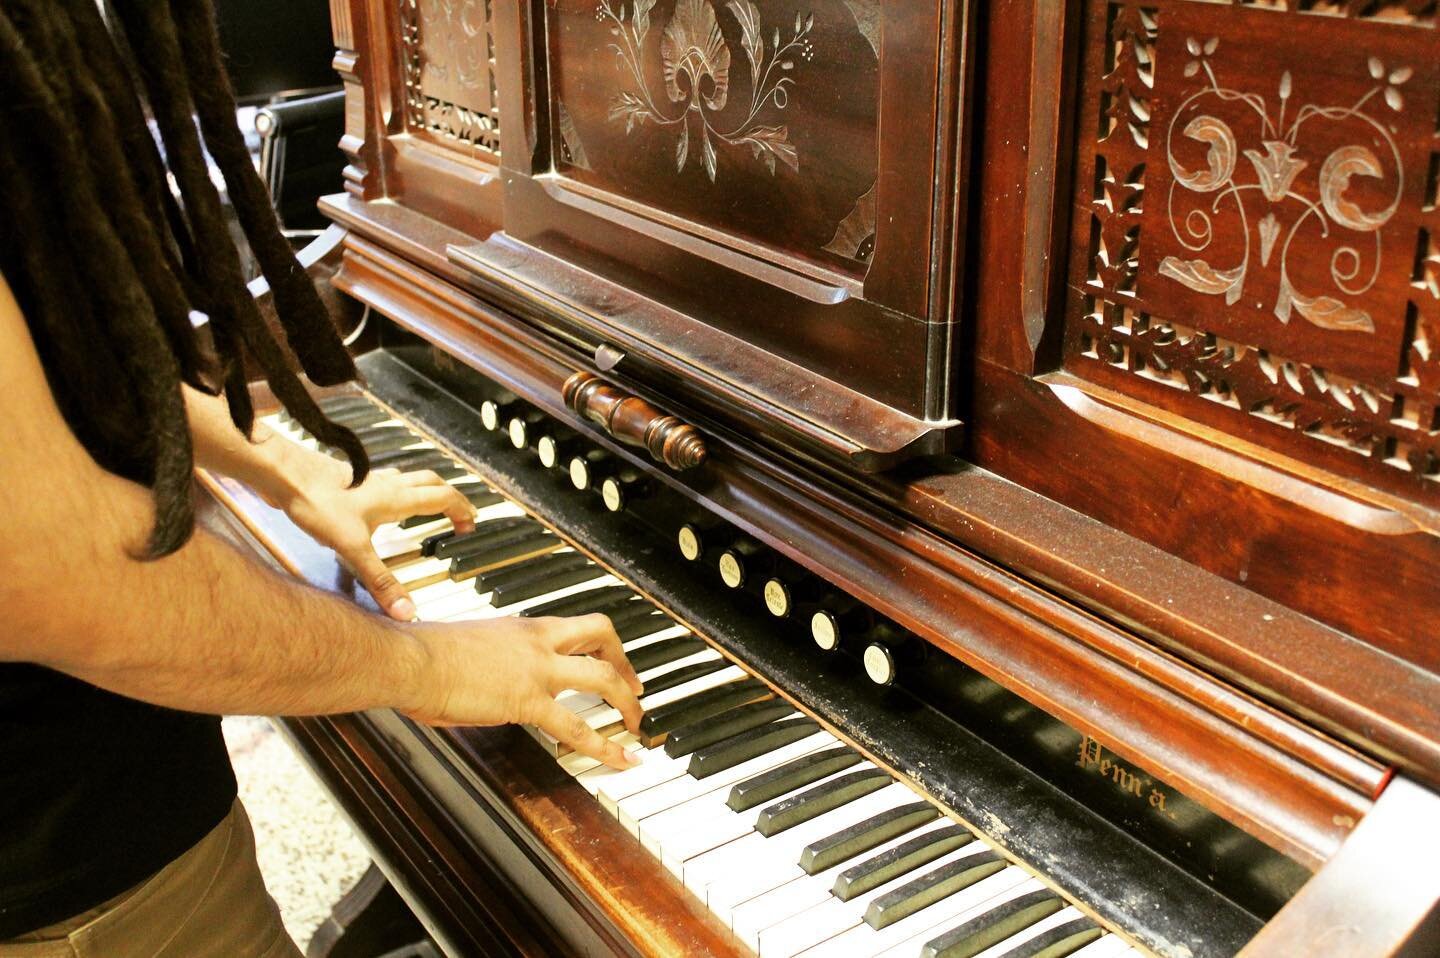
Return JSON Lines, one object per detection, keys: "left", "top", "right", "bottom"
{"left": 1064, "top": 0, "right": 1440, "bottom": 498}
{"left": 398, "top": 0, "right": 501, "bottom": 158}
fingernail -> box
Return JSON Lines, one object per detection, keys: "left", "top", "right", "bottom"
{"left": 623, "top": 750, "right": 641, "bottom": 768}
{"left": 390, "top": 597, "right": 418, "bottom": 621}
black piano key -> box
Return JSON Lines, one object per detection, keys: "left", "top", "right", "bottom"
{"left": 359, "top": 431, "right": 425, "bottom": 455}
{"left": 626, "top": 636, "right": 706, "bottom": 674}
{"left": 632, "top": 658, "right": 734, "bottom": 700}
{"left": 420, "top": 530, "right": 456, "bottom": 558}
{"left": 520, "top": 585, "right": 638, "bottom": 619}
{"left": 327, "top": 406, "right": 391, "bottom": 429}
{"left": 863, "top": 848, "right": 1009, "bottom": 930}
{"left": 607, "top": 600, "right": 668, "bottom": 628}
{"left": 369, "top": 448, "right": 448, "bottom": 471}
{"left": 754, "top": 767, "right": 894, "bottom": 837}
{"left": 920, "top": 888, "right": 1066, "bottom": 958}
{"left": 318, "top": 394, "right": 375, "bottom": 413}
{"left": 799, "top": 801, "right": 940, "bottom": 875}
{"left": 639, "top": 677, "right": 770, "bottom": 741}
{"left": 398, "top": 484, "right": 504, "bottom": 528}
{"left": 687, "top": 716, "right": 820, "bottom": 778}
{"left": 616, "top": 611, "right": 677, "bottom": 643}
{"left": 449, "top": 533, "right": 558, "bottom": 576}
{"left": 994, "top": 919, "right": 1102, "bottom": 958}
{"left": 354, "top": 423, "right": 411, "bottom": 443}
{"left": 665, "top": 699, "right": 797, "bottom": 759}
{"left": 434, "top": 518, "right": 539, "bottom": 559}
{"left": 462, "top": 486, "right": 505, "bottom": 508}
{"left": 832, "top": 824, "right": 974, "bottom": 902}
{"left": 477, "top": 552, "right": 589, "bottom": 592}
{"left": 490, "top": 563, "right": 602, "bottom": 607}
{"left": 727, "top": 745, "right": 863, "bottom": 813}
{"left": 384, "top": 457, "right": 467, "bottom": 481}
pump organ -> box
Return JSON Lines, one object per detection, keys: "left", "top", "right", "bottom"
{"left": 203, "top": 0, "right": 1440, "bottom": 955}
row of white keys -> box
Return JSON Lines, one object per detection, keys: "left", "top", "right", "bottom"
{"left": 426, "top": 573, "right": 625, "bottom": 623}
{"left": 646, "top": 762, "right": 884, "bottom": 875}
{"left": 616, "top": 730, "right": 837, "bottom": 835}
{"left": 815, "top": 874, "right": 1051, "bottom": 958}
{"left": 293, "top": 405, "right": 1121, "bottom": 958}
{"left": 758, "top": 851, "right": 1025, "bottom": 957}
{"left": 676, "top": 781, "right": 912, "bottom": 890}
{"left": 727, "top": 817, "right": 956, "bottom": 948}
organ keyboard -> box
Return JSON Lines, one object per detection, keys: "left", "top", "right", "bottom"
{"left": 201, "top": 0, "right": 1440, "bottom": 953}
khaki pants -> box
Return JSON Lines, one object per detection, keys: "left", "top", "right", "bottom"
{"left": 0, "top": 800, "right": 302, "bottom": 958}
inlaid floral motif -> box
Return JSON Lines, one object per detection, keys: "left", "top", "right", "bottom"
{"left": 596, "top": 0, "right": 815, "bottom": 181}
{"left": 1159, "top": 37, "right": 1410, "bottom": 334}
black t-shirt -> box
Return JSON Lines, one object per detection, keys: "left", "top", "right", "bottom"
{"left": 0, "top": 663, "right": 236, "bottom": 937}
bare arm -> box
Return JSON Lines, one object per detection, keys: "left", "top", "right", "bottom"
{"left": 0, "top": 277, "right": 641, "bottom": 767}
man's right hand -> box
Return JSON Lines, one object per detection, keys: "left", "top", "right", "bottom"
{"left": 402, "top": 612, "right": 646, "bottom": 770}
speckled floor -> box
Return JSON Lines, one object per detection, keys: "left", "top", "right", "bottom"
{"left": 223, "top": 716, "right": 372, "bottom": 949}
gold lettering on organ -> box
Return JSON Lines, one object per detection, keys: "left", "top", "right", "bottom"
{"left": 1076, "top": 736, "right": 1174, "bottom": 817}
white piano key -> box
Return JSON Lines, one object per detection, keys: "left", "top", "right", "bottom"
{"left": 707, "top": 774, "right": 906, "bottom": 919}
{"left": 729, "top": 819, "right": 957, "bottom": 950}
{"left": 836, "top": 873, "right": 1045, "bottom": 958}
{"left": 754, "top": 844, "right": 991, "bottom": 958}
{"left": 556, "top": 731, "right": 644, "bottom": 776}
{"left": 391, "top": 555, "right": 451, "bottom": 587}
{"left": 576, "top": 665, "right": 747, "bottom": 734}
{"left": 649, "top": 761, "right": 882, "bottom": 880}
{"left": 372, "top": 501, "right": 526, "bottom": 559}
{"left": 616, "top": 731, "right": 837, "bottom": 836}
{"left": 1042, "top": 932, "right": 1128, "bottom": 958}
{"left": 538, "top": 651, "right": 731, "bottom": 754}
{"left": 551, "top": 625, "right": 694, "bottom": 713}
{"left": 644, "top": 761, "right": 880, "bottom": 874}
{"left": 439, "top": 577, "right": 625, "bottom": 622}
{"left": 580, "top": 743, "right": 691, "bottom": 803}
{"left": 426, "top": 573, "right": 622, "bottom": 623}
{"left": 678, "top": 783, "right": 911, "bottom": 894}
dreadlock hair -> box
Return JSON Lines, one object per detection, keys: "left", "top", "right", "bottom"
{"left": 0, "top": 0, "right": 368, "bottom": 557}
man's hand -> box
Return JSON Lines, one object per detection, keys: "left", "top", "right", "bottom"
{"left": 277, "top": 453, "right": 476, "bottom": 620}
{"left": 405, "top": 613, "right": 646, "bottom": 769}
{"left": 182, "top": 386, "right": 477, "bottom": 619}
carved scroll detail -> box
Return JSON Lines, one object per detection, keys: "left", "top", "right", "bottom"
{"left": 1157, "top": 39, "right": 1410, "bottom": 333}
{"left": 1065, "top": 1, "right": 1440, "bottom": 491}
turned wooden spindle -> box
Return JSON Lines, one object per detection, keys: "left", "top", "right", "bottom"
{"left": 561, "top": 372, "right": 707, "bottom": 471}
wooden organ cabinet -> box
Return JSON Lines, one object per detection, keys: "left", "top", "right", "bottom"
{"left": 202, "top": 0, "right": 1440, "bottom": 955}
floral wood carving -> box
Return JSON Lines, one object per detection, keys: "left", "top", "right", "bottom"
{"left": 1064, "top": 1, "right": 1440, "bottom": 495}
{"left": 1157, "top": 38, "right": 1411, "bottom": 334}
{"left": 596, "top": 0, "right": 815, "bottom": 181}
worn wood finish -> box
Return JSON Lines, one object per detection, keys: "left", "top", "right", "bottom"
{"left": 562, "top": 372, "right": 707, "bottom": 470}
{"left": 1238, "top": 776, "right": 1440, "bottom": 958}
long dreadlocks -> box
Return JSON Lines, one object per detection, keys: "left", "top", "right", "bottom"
{"left": 0, "top": 0, "right": 368, "bottom": 556}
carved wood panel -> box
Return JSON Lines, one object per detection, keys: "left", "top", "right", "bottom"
{"left": 1063, "top": 0, "right": 1440, "bottom": 501}
{"left": 398, "top": 0, "right": 501, "bottom": 158}
{"left": 543, "top": 0, "right": 881, "bottom": 278}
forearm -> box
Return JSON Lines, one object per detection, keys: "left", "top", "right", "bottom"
{"left": 184, "top": 384, "right": 322, "bottom": 508}
{"left": 2, "top": 467, "right": 425, "bottom": 717}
